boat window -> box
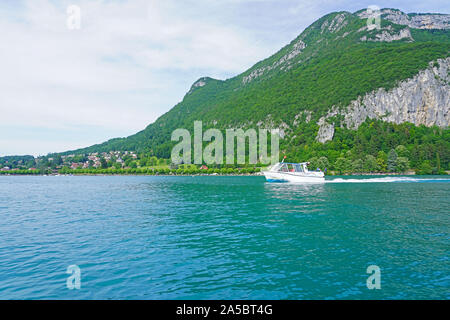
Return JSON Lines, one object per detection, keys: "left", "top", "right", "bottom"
{"left": 271, "top": 163, "right": 281, "bottom": 172}
{"left": 273, "top": 163, "right": 309, "bottom": 173}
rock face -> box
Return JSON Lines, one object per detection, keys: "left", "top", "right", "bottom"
{"left": 316, "top": 118, "right": 335, "bottom": 143}
{"left": 360, "top": 26, "right": 413, "bottom": 42}
{"left": 357, "top": 8, "right": 450, "bottom": 29}
{"left": 316, "top": 57, "right": 450, "bottom": 142}
{"left": 293, "top": 110, "right": 312, "bottom": 126}
{"left": 243, "top": 39, "right": 306, "bottom": 84}
{"left": 321, "top": 13, "right": 349, "bottom": 33}
{"left": 187, "top": 77, "right": 210, "bottom": 94}
{"left": 382, "top": 9, "right": 450, "bottom": 30}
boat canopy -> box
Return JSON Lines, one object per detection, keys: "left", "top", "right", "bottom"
{"left": 271, "top": 162, "right": 309, "bottom": 173}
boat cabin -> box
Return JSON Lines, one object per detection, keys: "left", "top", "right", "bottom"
{"left": 271, "top": 162, "right": 310, "bottom": 173}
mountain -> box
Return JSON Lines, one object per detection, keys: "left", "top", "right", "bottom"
{"left": 57, "top": 8, "right": 450, "bottom": 170}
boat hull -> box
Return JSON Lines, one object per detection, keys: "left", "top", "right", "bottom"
{"left": 263, "top": 171, "right": 325, "bottom": 183}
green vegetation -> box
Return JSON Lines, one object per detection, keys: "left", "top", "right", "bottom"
{"left": 0, "top": 155, "right": 36, "bottom": 169}
{"left": 0, "top": 169, "right": 40, "bottom": 175}
{"left": 55, "top": 166, "right": 261, "bottom": 176}
{"left": 2, "top": 10, "right": 449, "bottom": 176}
{"left": 288, "top": 120, "right": 449, "bottom": 175}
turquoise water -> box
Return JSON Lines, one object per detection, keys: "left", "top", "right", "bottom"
{"left": 0, "top": 175, "right": 448, "bottom": 299}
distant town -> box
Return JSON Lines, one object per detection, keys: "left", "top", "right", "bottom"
{"left": 0, "top": 151, "right": 262, "bottom": 175}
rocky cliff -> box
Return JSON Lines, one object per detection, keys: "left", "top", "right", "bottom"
{"left": 357, "top": 8, "right": 450, "bottom": 30}
{"left": 317, "top": 57, "right": 450, "bottom": 142}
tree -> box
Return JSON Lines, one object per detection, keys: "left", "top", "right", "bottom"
{"left": 396, "top": 157, "right": 409, "bottom": 173}
{"left": 55, "top": 155, "right": 63, "bottom": 165}
{"left": 100, "top": 158, "right": 108, "bottom": 169}
{"left": 352, "top": 159, "right": 364, "bottom": 173}
{"left": 308, "top": 157, "right": 318, "bottom": 170}
{"left": 377, "top": 151, "right": 387, "bottom": 172}
{"left": 335, "top": 157, "right": 350, "bottom": 175}
{"left": 345, "top": 150, "right": 353, "bottom": 160}
{"left": 25, "top": 159, "right": 36, "bottom": 168}
{"left": 140, "top": 158, "right": 148, "bottom": 167}
{"left": 149, "top": 157, "right": 158, "bottom": 165}
{"left": 436, "top": 152, "right": 441, "bottom": 172}
{"left": 395, "top": 145, "right": 409, "bottom": 158}
{"left": 317, "top": 156, "right": 329, "bottom": 171}
{"left": 417, "top": 160, "right": 433, "bottom": 175}
{"left": 364, "top": 155, "right": 378, "bottom": 173}
{"left": 387, "top": 149, "right": 398, "bottom": 172}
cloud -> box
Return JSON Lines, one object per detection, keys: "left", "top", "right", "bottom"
{"left": 0, "top": 0, "right": 276, "bottom": 156}
{"left": 0, "top": 0, "right": 448, "bottom": 156}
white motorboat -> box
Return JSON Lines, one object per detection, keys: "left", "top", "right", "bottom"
{"left": 263, "top": 161, "right": 325, "bottom": 183}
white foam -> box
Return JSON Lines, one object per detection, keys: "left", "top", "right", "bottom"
{"left": 325, "top": 176, "right": 449, "bottom": 183}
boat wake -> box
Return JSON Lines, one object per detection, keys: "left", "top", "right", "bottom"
{"left": 326, "top": 176, "right": 450, "bottom": 183}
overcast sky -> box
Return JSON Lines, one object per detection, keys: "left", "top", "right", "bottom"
{"left": 1, "top": 0, "right": 448, "bottom": 156}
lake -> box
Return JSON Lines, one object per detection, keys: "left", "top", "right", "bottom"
{"left": 0, "top": 175, "right": 448, "bottom": 299}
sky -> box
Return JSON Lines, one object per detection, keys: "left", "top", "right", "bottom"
{"left": 0, "top": 0, "right": 448, "bottom": 156}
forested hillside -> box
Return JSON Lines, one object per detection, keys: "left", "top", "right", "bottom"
{"left": 52, "top": 9, "right": 450, "bottom": 173}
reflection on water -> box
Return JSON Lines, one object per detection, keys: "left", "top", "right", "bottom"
{"left": 263, "top": 182, "right": 327, "bottom": 215}
{"left": 0, "top": 175, "right": 448, "bottom": 299}
{"left": 264, "top": 181, "right": 327, "bottom": 198}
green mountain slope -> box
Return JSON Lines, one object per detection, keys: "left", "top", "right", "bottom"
{"left": 57, "top": 9, "right": 450, "bottom": 170}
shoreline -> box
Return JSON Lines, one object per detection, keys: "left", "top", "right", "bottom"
{"left": 0, "top": 172, "right": 448, "bottom": 177}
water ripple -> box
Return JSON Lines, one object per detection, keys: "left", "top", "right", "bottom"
{"left": 0, "top": 175, "right": 448, "bottom": 299}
